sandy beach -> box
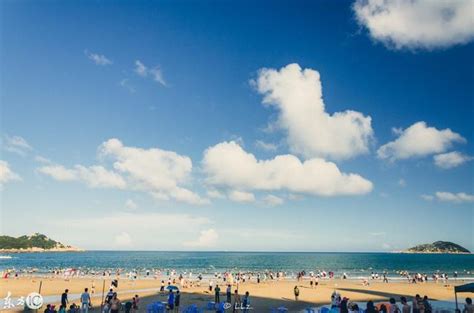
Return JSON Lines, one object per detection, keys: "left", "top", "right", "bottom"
{"left": 1, "top": 276, "right": 471, "bottom": 312}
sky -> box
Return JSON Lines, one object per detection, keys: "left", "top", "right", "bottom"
{"left": 0, "top": 0, "right": 473, "bottom": 252}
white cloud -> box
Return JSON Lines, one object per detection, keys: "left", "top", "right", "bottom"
{"left": 228, "top": 190, "right": 256, "bottom": 203}
{"left": 262, "top": 194, "right": 284, "bottom": 206}
{"left": 99, "top": 138, "right": 207, "bottom": 205}
{"left": 125, "top": 199, "right": 138, "bottom": 210}
{"left": 119, "top": 79, "right": 136, "bottom": 93}
{"left": 0, "top": 160, "right": 21, "bottom": 185}
{"left": 34, "top": 156, "right": 52, "bottom": 164}
{"left": 206, "top": 189, "right": 225, "bottom": 199}
{"left": 183, "top": 229, "right": 218, "bottom": 248}
{"left": 377, "top": 121, "right": 465, "bottom": 161}
{"left": 38, "top": 165, "right": 77, "bottom": 181}
{"left": 38, "top": 164, "right": 126, "bottom": 189}
{"left": 202, "top": 141, "right": 373, "bottom": 196}
{"left": 288, "top": 194, "right": 304, "bottom": 201}
{"left": 134, "top": 60, "right": 166, "bottom": 86}
{"left": 435, "top": 191, "right": 474, "bottom": 203}
{"left": 255, "top": 140, "right": 278, "bottom": 152}
{"left": 114, "top": 232, "right": 132, "bottom": 246}
{"left": 254, "top": 63, "right": 373, "bottom": 160}
{"left": 134, "top": 60, "right": 147, "bottom": 76}
{"left": 149, "top": 67, "right": 167, "bottom": 86}
{"left": 75, "top": 165, "right": 127, "bottom": 188}
{"left": 37, "top": 140, "right": 207, "bottom": 204}
{"left": 421, "top": 194, "right": 434, "bottom": 201}
{"left": 44, "top": 212, "right": 211, "bottom": 250}
{"left": 3, "top": 135, "right": 32, "bottom": 156}
{"left": 353, "top": 0, "right": 474, "bottom": 50}
{"left": 434, "top": 151, "right": 473, "bottom": 169}
{"left": 85, "top": 50, "right": 112, "bottom": 65}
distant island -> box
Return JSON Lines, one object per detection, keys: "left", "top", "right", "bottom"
{"left": 404, "top": 241, "right": 470, "bottom": 254}
{"left": 0, "top": 233, "right": 83, "bottom": 253}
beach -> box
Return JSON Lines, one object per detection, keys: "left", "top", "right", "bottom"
{"left": 1, "top": 276, "right": 472, "bottom": 312}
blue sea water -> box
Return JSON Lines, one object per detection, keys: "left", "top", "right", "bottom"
{"left": 1, "top": 251, "right": 473, "bottom": 278}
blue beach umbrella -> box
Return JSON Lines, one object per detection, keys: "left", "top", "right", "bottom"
{"left": 166, "top": 285, "right": 179, "bottom": 291}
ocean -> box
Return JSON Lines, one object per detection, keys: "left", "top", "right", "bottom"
{"left": 1, "top": 251, "right": 473, "bottom": 279}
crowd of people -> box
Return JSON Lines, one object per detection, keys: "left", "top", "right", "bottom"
{"left": 326, "top": 291, "right": 474, "bottom": 313}
{"left": 27, "top": 267, "right": 473, "bottom": 313}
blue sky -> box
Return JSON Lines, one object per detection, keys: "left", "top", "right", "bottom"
{"left": 1, "top": 0, "right": 473, "bottom": 251}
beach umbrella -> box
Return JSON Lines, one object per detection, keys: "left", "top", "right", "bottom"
{"left": 454, "top": 282, "right": 474, "bottom": 312}
{"left": 166, "top": 285, "right": 179, "bottom": 291}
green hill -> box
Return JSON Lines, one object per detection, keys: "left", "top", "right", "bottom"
{"left": 0, "top": 233, "right": 78, "bottom": 251}
{"left": 405, "top": 241, "right": 470, "bottom": 254}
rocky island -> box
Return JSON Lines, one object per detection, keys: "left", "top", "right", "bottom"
{"left": 0, "top": 233, "right": 83, "bottom": 253}
{"left": 404, "top": 241, "right": 470, "bottom": 254}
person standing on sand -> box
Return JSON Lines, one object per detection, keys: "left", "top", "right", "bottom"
{"left": 167, "top": 290, "right": 175, "bottom": 311}
{"left": 412, "top": 294, "right": 421, "bottom": 313}
{"left": 61, "top": 289, "right": 69, "bottom": 308}
{"left": 423, "top": 296, "right": 432, "bottom": 313}
{"left": 132, "top": 295, "right": 139, "bottom": 312}
{"left": 400, "top": 297, "right": 410, "bottom": 313}
{"left": 389, "top": 297, "right": 400, "bottom": 313}
{"left": 215, "top": 284, "right": 221, "bottom": 303}
{"left": 293, "top": 286, "right": 300, "bottom": 301}
{"left": 232, "top": 289, "right": 241, "bottom": 313}
{"left": 464, "top": 297, "right": 474, "bottom": 313}
{"left": 174, "top": 290, "right": 180, "bottom": 313}
{"left": 80, "top": 288, "right": 91, "bottom": 313}
{"left": 365, "top": 301, "right": 377, "bottom": 313}
{"left": 242, "top": 291, "right": 250, "bottom": 313}
{"left": 110, "top": 293, "right": 121, "bottom": 313}
{"left": 340, "top": 297, "right": 349, "bottom": 313}
{"left": 226, "top": 285, "right": 232, "bottom": 303}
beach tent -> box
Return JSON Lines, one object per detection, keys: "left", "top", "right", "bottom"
{"left": 454, "top": 283, "right": 474, "bottom": 311}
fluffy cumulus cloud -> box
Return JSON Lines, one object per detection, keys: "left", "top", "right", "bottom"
{"left": 85, "top": 50, "right": 112, "bottom": 65}
{"left": 38, "top": 164, "right": 126, "bottom": 189}
{"left": 202, "top": 141, "right": 373, "bottom": 196}
{"left": 377, "top": 122, "right": 465, "bottom": 161}
{"left": 0, "top": 160, "right": 21, "bottom": 185}
{"left": 228, "top": 190, "right": 256, "bottom": 203}
{"left": 254, "top": 63, "right": 373, "bottom": 160}
{"left": 435, "top": 191, "right": 474, "bottom": 203}
{"left": 420, "top": 194, "right": 434, "bottom": 201}
{"left": 433, "top": 151, "right": 473, "bottom": 169}
{"left": 3, "top": 135, "right": 32, "bottom": 156}
{"left": 183, "top": 229, "right": 218, "bottom": 248}
{"left": 99, "top": 138, "right": 207, "bottom": 205}
{"left": 206, "top": 189, "right": 225, "bottom": 199}
{"left": 263, "top": 194, "right": 284, "bottom": 206}
{"left": 37, "top": 139, "right": 207, "bottom": 205}
{"left": 134, "top": 60, "right": 167, "bottom": 86}
{"left": 353, "top": 0, "right": 474, "bottom": 50}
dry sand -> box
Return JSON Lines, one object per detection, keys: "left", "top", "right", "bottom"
{"left": 0, "top": 276, "right": 470, "bottom": 312}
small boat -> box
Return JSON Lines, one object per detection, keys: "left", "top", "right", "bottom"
{"left": 0, "top": 255, "right": 12, "bottom": 259}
